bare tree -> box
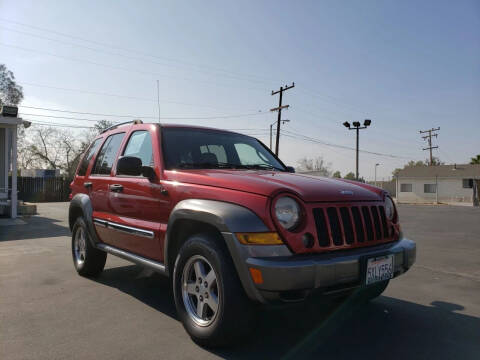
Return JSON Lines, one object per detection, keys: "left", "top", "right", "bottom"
{"left": 19, "top": 120, "right": 113, "bottom": 177}
{"left": 21, "top": 127, "right": 84, "bottom": 176}
{"left": 297, "top": 156, "right": 332, "bottom": 176}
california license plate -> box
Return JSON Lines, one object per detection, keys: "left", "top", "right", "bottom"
{"left": 366, "top": 255, "right": 394, "bottom": 285}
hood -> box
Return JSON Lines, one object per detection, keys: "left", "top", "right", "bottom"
{"left": 164, "top": 170, "right": 383, "bottom": 202}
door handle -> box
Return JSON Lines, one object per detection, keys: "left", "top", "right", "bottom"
{"left": 83, "top": 182, "right": 92, "bottom": 189}
{"left": 110, "top": 184, "right": 123, "bottom": 192}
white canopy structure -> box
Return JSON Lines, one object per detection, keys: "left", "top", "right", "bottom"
{"left": 0, "top": 107, "right": 30, "bottom": 218}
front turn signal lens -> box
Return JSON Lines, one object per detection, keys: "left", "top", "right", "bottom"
{"left": 236, "top": 232, "right": 283, "bottom": 245}
{"left": 249, "top": 267, "right": 264, "bottom": 284}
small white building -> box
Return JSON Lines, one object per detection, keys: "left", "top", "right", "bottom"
{"left": 396, "top": 164, "right": 480, "bottom": 205}
{"left": 0, "top": 106, "right": 31, "bottom": 218}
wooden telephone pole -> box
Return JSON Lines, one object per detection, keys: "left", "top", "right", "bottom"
{"left": 270, "top": 83, "right": 294, "bottom": 155}
{"left": 420, "top": 127, "right": 440, "bottom": 165}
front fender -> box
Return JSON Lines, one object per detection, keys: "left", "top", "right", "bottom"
{"left": 164, "top": 199, "right": 269, "bottom": 261}
{"left": 164, "top": 199, "right": 279, "bottom": 303}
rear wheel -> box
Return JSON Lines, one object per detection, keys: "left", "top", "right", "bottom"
{"left": 173, "top": 233, "right": 256, "bottom": 347}
{"left": 71, "top": 217, "right": 107, "bottom": 277}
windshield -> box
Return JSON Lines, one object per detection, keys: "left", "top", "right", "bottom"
{"left": 162, "top": 127, "right": 286, "bottom": 171}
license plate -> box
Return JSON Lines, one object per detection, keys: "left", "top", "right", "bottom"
{"left": 366, "top": 255, "right": 394, "bottom": 285}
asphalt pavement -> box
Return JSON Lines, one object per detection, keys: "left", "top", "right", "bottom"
{"left": 1, "top": 203, "right": 479, "bottom": 359}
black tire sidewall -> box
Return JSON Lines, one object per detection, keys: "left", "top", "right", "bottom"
{"left": 71, "top": 217, "right": 89, "bottom": 272}
{"left": 71, "top": 217, "right": 106, "bottom": 276}
{"left": 173, "top": 235, "right": 227, "bottom": 342}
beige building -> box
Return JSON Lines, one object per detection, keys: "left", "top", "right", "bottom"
{"left": 396, "top": 164, "right": 480, "bottom": 205}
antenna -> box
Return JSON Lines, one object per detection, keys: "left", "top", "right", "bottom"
{"left": 156, "top": 79, "right": 161, "bottom": 124}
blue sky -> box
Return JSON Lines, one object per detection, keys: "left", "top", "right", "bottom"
{"left": 1, "top": 0, "right": 479, "bottom": 180}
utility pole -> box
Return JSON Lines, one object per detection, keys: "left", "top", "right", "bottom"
{"left": 420, "top": 127, "right": 440, "bottom": 165}
{"left": 271, "top": 83, "right": 294, "bottom": 156}
{"left": 270, "top": 119, "right": 290, "bottom": 150}
{"left": 343, "top": 119, "right": 372, "bottom": 180}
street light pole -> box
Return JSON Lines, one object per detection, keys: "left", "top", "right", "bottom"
{"left": 375, "top": 163, "right": 380, "bottom": 187}
{"left": 270, "top": 119, "right": 290, "bottom": 151}
{"left": 343, "top": 119, "right": 372, "bottom": 181}
{"left": 356, "top": 127, "right": 359, "bottom": 180}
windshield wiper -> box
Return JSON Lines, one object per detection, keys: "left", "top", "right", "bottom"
{"left": 242, "top": 164, "right": 285, "bottom": 171}
{"left": 177, "top": 162, "right": 247, "bottom": 169}
{"left": 177, "top": 162, "right": 284, "bottom": 171}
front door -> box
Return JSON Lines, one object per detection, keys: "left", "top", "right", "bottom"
{"left": 107, "top": 130, "right": 165, "bottom": 261}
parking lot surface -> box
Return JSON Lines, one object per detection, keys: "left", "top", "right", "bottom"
{"left": 1, "top": 203, "right": 479, "bottom": 359}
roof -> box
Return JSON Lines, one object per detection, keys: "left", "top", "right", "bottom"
{"left": 102, "top": 122, "right": 248, "bottom": 137}
{"left": 397, "top": 164, "right": 480, "bottom": 178}
{"left": 0, "top": 115, "right": 26, "bottom": 126}
{"left": 160, "top": 123, "right": 247, "bottom": 136}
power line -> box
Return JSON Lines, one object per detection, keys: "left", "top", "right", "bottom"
{"left": 23, "top": 119, "right": 94, "bottom": 129}
{"left": 24, "top": 119, "right": 269, "bottom": 132}
{"left": 19, "top": 83, "right": 254, "bottom": 111}
{"left": 0, "top": 25, "right": 274, "bottom": 86}
{"left": 20, "top": 106, "right": 157, "bottom": 119}
{"left": 0, "top": 18, "right": 276, "bottom": 83}
{"left": 0, "top": 42, "right": 268, "bottom": 92}
{"left": 19, "top": 110, "right": 268, "bottom": 122}
{"left": 281, "top": 129, "right": 412, "bottom": 160}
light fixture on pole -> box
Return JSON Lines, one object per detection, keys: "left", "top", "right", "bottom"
{"left": 343, "top": 119, "right": 372, "bottom": 180}
{"left": 270, "top": 119, "right": 290, "bottom": 150}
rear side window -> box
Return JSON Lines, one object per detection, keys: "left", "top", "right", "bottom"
{"left": 91, "top": 133, "right": 125, "bottom": 175}
{"left": 123, "top": 131, "right": 154, "bottom": 167}
{"left": 77, "top": 138, "right": 102, "bottom": 176}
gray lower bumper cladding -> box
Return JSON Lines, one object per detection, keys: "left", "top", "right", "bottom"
{"left": 225, "top": 234, "right": 416, "bottom": 303}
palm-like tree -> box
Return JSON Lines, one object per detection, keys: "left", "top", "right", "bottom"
{"left": 471, "top": 155, "right": 480, "bottom": 164}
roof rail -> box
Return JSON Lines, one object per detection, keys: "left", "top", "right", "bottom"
{"left": 101, "top": 119, "right": 143, "bottom": 134}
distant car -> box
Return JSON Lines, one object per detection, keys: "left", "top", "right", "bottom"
{"left": 69, "top": 120, "right": 416, "bottom": 346}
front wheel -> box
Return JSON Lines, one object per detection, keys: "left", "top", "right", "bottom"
{"left": 173, "top": 233, "right": 256, "bottom": 347}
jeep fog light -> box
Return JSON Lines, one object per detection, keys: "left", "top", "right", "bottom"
{"left": 236, "top": 232, "right": 283, "bottom": 245}
{"left": 275, "top": 196, "right": 301, "bottom": 230}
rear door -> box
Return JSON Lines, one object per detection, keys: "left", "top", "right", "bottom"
{"left": 88, "top": 132, "right": 126, "bottom": 244}
{"left": 107, "top": 129, "right": 165, "bottom": 261}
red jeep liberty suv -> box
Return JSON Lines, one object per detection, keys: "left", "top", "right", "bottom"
{"left": 69, "top": 120, "right": 416, "bottom": 346}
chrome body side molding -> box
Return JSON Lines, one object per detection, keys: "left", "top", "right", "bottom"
{"left": 96, "top": 243, "right": 167, "bottom": 275}
{"left": 93, "top": 218, "right": 154, "bottom": 239}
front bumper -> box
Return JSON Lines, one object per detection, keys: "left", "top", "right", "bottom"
{"left": 224, "top": 234, "right": 416, "bottom": 304}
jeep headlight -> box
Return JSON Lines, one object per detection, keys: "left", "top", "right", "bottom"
{"left": 385, "top": 196, "right": 395, "bottom": 221}
{"left": 275, "top": 196, "right": 301, "bottom": 230}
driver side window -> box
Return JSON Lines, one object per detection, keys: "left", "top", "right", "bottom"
{"left": 123, "top": 131, "right": 154, "bottom": 167}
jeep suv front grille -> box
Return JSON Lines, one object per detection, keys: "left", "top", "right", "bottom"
{"left": 313, "top": 205, "right": 391, "bottom": 249}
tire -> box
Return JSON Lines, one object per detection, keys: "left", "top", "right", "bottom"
{"left": 173, "top": 233, "right": 256, "bottom": 347}
{"left": 71, "top": 217, "right": 107, "bottom": 277}
{"left": 358, "top": 280, "right": 389, "bottom": 302}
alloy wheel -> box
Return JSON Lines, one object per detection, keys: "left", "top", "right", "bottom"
{"left": 181, "top": 255, "right": 220, "bottom": 326}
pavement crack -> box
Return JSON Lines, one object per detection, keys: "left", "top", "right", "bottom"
{"left": 415, "top": 265, "right": 480, "bottom": 282}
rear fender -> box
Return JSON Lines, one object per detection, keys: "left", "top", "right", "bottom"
{"left": 69, "top": 193, "right": 100, "bottom": 247}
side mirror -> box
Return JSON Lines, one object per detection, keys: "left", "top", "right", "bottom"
{"left": 117, "top": 156, "right": 142, "bottom": 176}
{"left": 141, "top": 166, "right": 156, "bottom": 181}
{"left": 286, "top": 166, "right": 295, "bottom": 173}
